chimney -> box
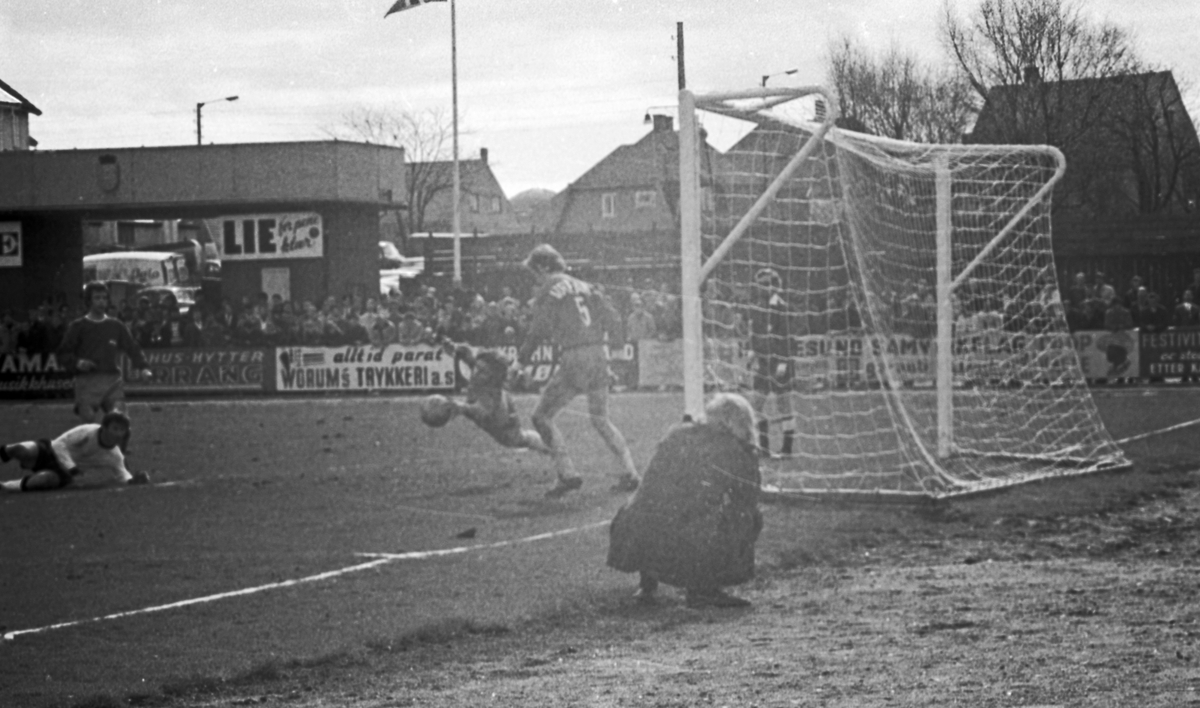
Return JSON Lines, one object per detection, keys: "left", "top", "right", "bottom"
{"left": 652, "top": 114, "right": 674, "bottom": 133}
{"left": 479, "top": 147, "right": 488, "bottom": 164}
{"left": 1023, "top": 65, "right": 1041, "bottom": 85}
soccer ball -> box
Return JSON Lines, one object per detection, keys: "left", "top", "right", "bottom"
{"left": 420, "top": 394, "right": 457, "bottom": 428}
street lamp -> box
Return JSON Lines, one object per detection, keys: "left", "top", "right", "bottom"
{"left": 196, "top": 95, "right": 239, "bottom": 146}
{"left": 761, "top": 69, "right": 797, "bottom": 87}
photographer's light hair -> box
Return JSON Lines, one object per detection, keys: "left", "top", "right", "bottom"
{"left": 704, "top": 393, "right": 756, "bottom": 445}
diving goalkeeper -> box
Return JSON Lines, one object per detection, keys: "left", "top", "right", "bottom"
{"left": 443, "top": 342, "right": 551, "bottom": 454}
{"left": 1, "top": 411, "right": 151, "bottom": 492}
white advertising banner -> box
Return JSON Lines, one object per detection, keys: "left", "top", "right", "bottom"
{"left": 213, "top": 212, "right": 323, "bottom": 260}
{"left": 646, "top": 331, "right": 1094, "bottom": 389}
{"left": 274, "top": 344, "right": 456, "bottom": 393}
{"left": 0, "top": 221, "right": 21, "bottom": 267}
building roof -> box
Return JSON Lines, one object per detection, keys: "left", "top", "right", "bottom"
{"left": 565, "top": 118, "right": 680, "bottom": 191}
{"left": 970, "top": 70, "right": 1186, "bottom": 145}
{"left": 0, "top": 77, "right": 42, "bottom": 115}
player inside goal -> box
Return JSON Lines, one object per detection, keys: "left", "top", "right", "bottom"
{"left": 677, "top": 85, "right": 1130, "bottom": 500}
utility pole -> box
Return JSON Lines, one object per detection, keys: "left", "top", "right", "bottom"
{"left": 677, "top": 22, "right": 686, "bottom": 90}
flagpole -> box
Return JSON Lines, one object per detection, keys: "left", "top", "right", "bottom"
{"left": 450, "top": 0, "right": 462, "bottom": 286}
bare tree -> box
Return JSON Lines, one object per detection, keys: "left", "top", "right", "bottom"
{"left": 826, "top": 36, "right": 976, "bottom": 143}
{"left": 324, "top": 106, "right": 458, "bottom": 238}
{"left": 944, "top": 0, "right": 1200, "bottom": 216}
{"left": 941, "top": 0, "right": 1141, "bottom": 150}
{"left": 1104, "top": 73, "right": 1200, "bottom": 214}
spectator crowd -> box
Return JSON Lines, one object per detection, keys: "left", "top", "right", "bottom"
{"left": 1, "top": 279, "right": 692, "bottom": 358}
{"left": 4, "top": 267, "right": 1200, "bottom": 359}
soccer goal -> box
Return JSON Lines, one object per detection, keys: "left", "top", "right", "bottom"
{"left": 678, "top": 86, "right": 1130, "bottom": 500}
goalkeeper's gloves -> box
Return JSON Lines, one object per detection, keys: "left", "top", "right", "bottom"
{"left": 128, "top": 470, "right": 151, "bottom": 485}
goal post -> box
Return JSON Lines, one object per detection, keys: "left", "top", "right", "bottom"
{"left": 678, "top": 85, "right": 1130, "bottom": 500}
{"left": 680, "top": 85, "right": 840, "bottom": 421}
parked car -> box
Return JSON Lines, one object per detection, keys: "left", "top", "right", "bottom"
{"left": 379, "top": 241, "right": 424, "bottom": 294}
{"left": 84, "top": 251, "right": 191, "bottom": 288}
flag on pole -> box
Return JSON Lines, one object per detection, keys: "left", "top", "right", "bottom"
{"left": 384, "top": 0, "right": 446, "bottom": 17}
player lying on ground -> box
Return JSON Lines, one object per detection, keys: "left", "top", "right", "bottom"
{"left": 431, "top": 342, "right": 551, "bottom": 454}
{"left": 0, "top": 411, "right": 151, "bottom": 492}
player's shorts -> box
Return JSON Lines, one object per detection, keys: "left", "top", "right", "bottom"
{"left": 752, "top": 356, "right": 794, "bottom": 394}
{"left": 549, "top": 345, "right": 610, "bottom": 394}
{"left": 74, "top": 372, "right": 125, "bottom": 417}
{"left": 534, "top": 344, "right": 611, "bottom": 419}
{"left": 32, "top": 439, "right": 75, "bottom": 487}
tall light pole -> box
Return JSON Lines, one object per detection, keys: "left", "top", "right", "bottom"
{"left": 196, "top": 95, "right": 238, "bottom": 146}
{"left": 761, "top": 69, "right": 797, "bottom": 87}
{"left": 385, "top": 0, "right": 462, "bottom": 285}
{"left": 449, "top": 0, "right": 461, "bottom": 285}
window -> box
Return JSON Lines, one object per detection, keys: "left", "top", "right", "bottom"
{"left": 467, "top": 194, "right": 479, "bottom": 213}
{"left": 601, "top": 193, "right": 617, "bottom": 218}
{"left": 490, "top": 196, "right": 502, "bottom": 213}
{"left": 635, "top": 190, "right": 656, "bottom": 208}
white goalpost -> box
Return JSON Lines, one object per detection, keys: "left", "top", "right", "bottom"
{"left": 678, "top": 86, "right": 1130, "bottom": 500}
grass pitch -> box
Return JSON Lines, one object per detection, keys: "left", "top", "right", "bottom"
{"left": 0, "top": 387, "right": 1198, "bottom": 707}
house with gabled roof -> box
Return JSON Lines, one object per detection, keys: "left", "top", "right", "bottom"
{"left": 969, "top": 69, "right": 1200, "bottom": 304}
{"left": 548, "top": 114, "right": 681, "bottom": 237}
{"left": 405, "top": 148, "right": 522, "bottom": 238}
{"left": 970, "top": 69, "right": 1200, "bottom": 218}
{"left": 0, "top": 77, "right": 41, "bottom": 151}
{"left": 436, "top": 115, "right": 709, "bottom": 296}
{"left": 508, "top": 114, "right": 699, "bottom": 291}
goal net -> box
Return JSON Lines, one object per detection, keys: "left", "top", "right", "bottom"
{"left": 678, "top": 86, "right": 1130, "bottom": 500}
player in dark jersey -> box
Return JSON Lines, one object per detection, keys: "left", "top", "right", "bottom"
{"left": 444, "top": 342, "right": 550, "bottom": 453}
{"left": 516, "top": 244, "right": 640, "bottom": 498}
{"left": 57, "top": 282, "right": 153, "bottom": 452}
{"left": 746, "top": 268, "right": 797, "bottom": 457}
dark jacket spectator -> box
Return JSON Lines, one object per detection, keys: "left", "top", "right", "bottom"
{"left": 1133, "top": 293, "right": 1170, "bottom": 332}
{"left": 1174, "top": 290, "right": 1200, "bottom": 327}
{"left": 1104, "top": 300, "right": 1134, "bottom": 332}
{"left": 18, "top": 308, "right": 50, "bottom": 353}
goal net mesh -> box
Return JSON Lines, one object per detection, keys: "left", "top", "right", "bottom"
{"left": 696, "top": 97, "right": 1129, "bottom": 499}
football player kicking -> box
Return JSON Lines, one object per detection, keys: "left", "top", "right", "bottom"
{"left": 515, "top": 244, "right": 640, "bottom": 499}
{"left": 440, "top": 341, "right": 551, "bottom": 455}
{"left": 0, "top": 411, "right": 151, "bottom": 492}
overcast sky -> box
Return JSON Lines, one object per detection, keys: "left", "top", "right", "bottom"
{"left": 3, "top": 0, "right": 1199, "bottom": 196}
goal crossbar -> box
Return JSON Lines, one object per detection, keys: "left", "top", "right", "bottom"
{"left": 693, "top": 87, "right": 840, "bottom": 284}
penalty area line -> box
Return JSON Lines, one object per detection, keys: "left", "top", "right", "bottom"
{"left": 1114, "top": 415, "right": 1200, "bottom": 445}
{"left": 2, "top": 520, "right": 608, "bottom": 642}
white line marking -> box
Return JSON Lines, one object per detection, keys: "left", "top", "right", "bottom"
{"left": 1115, "top": 416, "right": 1200, "bottom": 445}
{"left": 356, "top": 520, "right": 608, "bottom": 560}
{"left": 3, "top": 520, "right": 608, "bottom": 642}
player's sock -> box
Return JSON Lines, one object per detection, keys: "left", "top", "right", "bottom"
{"left": 1, "top": 477, "right": 26, "bottom": 492}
